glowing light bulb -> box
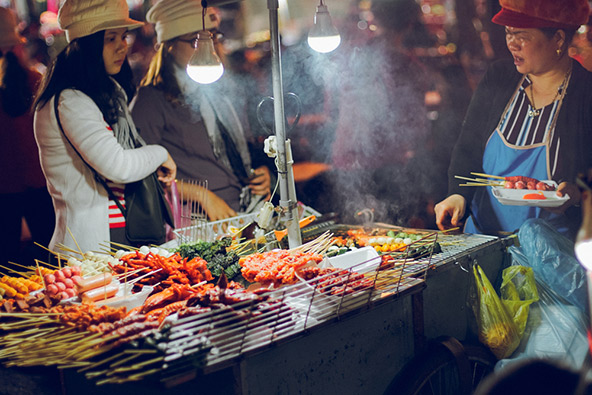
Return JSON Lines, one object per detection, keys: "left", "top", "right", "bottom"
{"left": 308, "top": 4, "right": 341, "bottom": 53}
{"left": 186, "top": 30, "right": 224, "bottom": 84}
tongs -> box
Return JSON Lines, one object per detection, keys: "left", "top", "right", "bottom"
{"left": 267, "top": 215, "right": 316, "bottom": 242}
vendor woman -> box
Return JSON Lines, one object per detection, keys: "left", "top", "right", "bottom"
{"left": 435, "top": 0, "right": 592, "bottom": 240}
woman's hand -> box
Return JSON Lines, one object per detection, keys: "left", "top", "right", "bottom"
{"left": 435, "top": 194, "right": 467, "bottom": 231}
{"left": 204, "top": 190, "right": 236, "bottom": 221}
{"left": 546, "top": 181, "right": 581, "bottom": 213}
{"left": 248, "top": 166, "right": 271, "bottom": 200}
{"left": 157, "top": 153, "right": 177, "bottom": 188}
{"left": 177, "top": 179, "right": 236, "bottom": 221}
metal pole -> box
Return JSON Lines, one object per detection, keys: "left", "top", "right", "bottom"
{"left": 267, "top": 0, "right": 302, "bottom": 248}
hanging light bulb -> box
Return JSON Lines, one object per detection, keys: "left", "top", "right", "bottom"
{"left": 308, "top": 0, "right": 341, "bottom": 53}
{"left": 186, "top": 1, "right": 224, "bottom": 84}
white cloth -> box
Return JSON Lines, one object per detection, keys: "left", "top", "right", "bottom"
{"left": 146, "top": 0, "right": 219, "bottom": 43}
{"left": 34, "top": 89, "right": 168, "bottom": 254}
{"left": 58, "top": 0, "right": 143, "bottom": 42}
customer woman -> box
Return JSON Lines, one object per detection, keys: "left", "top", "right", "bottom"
{"left": 131, "top": 0, "right": 271, "bottom": 222}
{"left": 435, "top": 0, "right": 592, "bottom": 240}
{"left": 0, "top": 7, "right": 54, "bottom": 266}
{"left": 34, "top": 0, "right": 176, "bottom": 253}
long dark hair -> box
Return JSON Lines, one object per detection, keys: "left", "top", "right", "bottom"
{"left": 34, "top": 30, "right": 135, "bottom": 125}
{"left": 0, "top": 50, "right": 33, "bottom": 117}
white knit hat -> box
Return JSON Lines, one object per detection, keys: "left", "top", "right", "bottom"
{"left": 0, "top": 7, "right": 26, "bottom": 48}
{"left": 146, "top": 0, "right": 220, "bottom": 44}
{"left": 58, "top": 0, "right": 144, "bottom": 42}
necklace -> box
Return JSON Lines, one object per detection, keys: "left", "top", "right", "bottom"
{"left": 527, "top": 67, "right": 571, "bottom": 117}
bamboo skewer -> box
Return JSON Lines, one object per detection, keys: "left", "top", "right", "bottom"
{"left": 55, "top": 243, "right": 83, "bottom": 256}
{"left": 35, "top": 260, "right": 46, "bottom": 289}
{"left": 440, "top": 227, "right": 460, "bottom": 234}
{"left": 459, "top": 183, "right": 496, "bottom": 187}
{"left": 1, "top": 264, "right": 30, "bottom": 277}
{"left": 109, "top": 241, "right": 136, "bottom": 251}
{"left": 66, "top": 226, "right": 84, "bottom": 256}
{"left": 4, "top": 261, "right": 39, "bottom": 272}
{"left": 471, "top": 172, "right": 505, "bottom": 179}
{"left": 455, "top": 175, "right": 503, "bottom": 186}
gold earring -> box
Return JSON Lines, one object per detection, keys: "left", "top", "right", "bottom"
{"left": 557, "top": 48, "right": 562, "bottom": 57}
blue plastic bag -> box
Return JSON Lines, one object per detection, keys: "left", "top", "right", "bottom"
{"left": 511, "top": 218, "right": 587, "bottom": 312}
{"left": 496, "top": 218, "right": 589, "bottom": 371}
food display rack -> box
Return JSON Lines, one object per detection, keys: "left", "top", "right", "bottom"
{"left": 52, "top": 228, "right": 512, "bottom": 395}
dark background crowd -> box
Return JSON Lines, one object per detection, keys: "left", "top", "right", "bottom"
{"left": 4, "top": 0, "right": 592, "bottom": 266}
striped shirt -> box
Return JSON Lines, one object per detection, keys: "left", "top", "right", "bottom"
{"left": 498, "top": 76, "right": 565, "bottom": 177}
{"left": 107, "top": 181, "right": 126, "bottom": 229}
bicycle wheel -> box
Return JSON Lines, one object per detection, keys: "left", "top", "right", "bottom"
{"left": 384, "top": 337, "right": 497, "bottom": 395}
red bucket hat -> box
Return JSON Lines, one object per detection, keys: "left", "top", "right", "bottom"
{"left": 492, "top": 0, "right": 590, "bottom": 29}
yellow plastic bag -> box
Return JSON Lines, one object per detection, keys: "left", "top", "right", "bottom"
{"left": 500, "top": 265, "right": 539, "bottom": 338}
{"left": 472, "top": 264, "right": 521, "bottom": 359}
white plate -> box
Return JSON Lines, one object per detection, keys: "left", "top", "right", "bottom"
{"left": 326, "top": 247, "right": 381, "bottom": 273}
{"left": 492, "top": 181, "right": 569, "bottom": 207}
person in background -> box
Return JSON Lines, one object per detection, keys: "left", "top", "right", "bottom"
{"left": 33, "top": 0, "right": 176, "bottom": 254}
{"left": 0, "top": 7, "right": 55, "bottom": 266}
{"left": 131, "top": 0, "right": 271, "bottom": 222}
{"left": 435, "top": 0, "right": 592, "bottom": 240}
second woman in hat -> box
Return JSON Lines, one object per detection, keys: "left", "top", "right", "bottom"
{"left": 132, "top": 0, "right": 272, "bottom": 222}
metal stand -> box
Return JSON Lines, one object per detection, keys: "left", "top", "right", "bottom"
{"left": 267, "top": 0, "right": 302, "bottom": 248}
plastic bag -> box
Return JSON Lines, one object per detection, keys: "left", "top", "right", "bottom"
{"left": 514, "top": 218, "right": 587, "bottom": 311}
{"left": 500, "top": 265, "right": 539, "bottom": 338}
{"left": 472, "top": 264, "right": 521, "bottom": 359}
{"left": 495, "top": 246, "right": 589, "bottom": 371}
{"left": 164, "top": 180, "right": 182, "bottom": 242}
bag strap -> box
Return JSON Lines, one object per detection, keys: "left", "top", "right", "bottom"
{"left": 53, "top": 93, "right": 128, "bottom": 217}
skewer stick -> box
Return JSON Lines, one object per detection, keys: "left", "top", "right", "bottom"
{"left": 1, "top": 264, "right": 29, "bottom": 277}
{"left": 66, "top": 226, "right": 84, "bottom": 256}
{"left": 98, "top": 242, "right": 118, "bottom": 253}
{"left": 113, "top": 267, "right": 146, "bottom": 279}
{"left": 470, "top": 172, "right": 505, "bottom": 180}
{"left": 55, "top": 243, "right": 83, "bottom": 256}
{"left": 440, "top": 227, "right": 460, "bottom": 234}
{"left": 5, "top": 261, "right": 36, "bottom": 272}
{"left": 127, "top": 268, "right": 163, "bottom": 285}
{"left": 35, "top": 260, "right": 46, "bottom": 289}
{"left": 109, "top": 241, "right": 136, "bottom": 251}
{"left": 33, "top": 242, "right": 58, "bottom": 256}
{"left": 191, "top": 280, "right": 207, "bottom": 288}
{"left": 455, "top": 176, "right": 502, "bottom": 185}
{"left": 459, "top": 183, "right": 496, "bottom": 187}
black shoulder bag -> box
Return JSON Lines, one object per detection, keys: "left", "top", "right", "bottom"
{"left": 54, "top": 95, "right": 174, "bottom": 246}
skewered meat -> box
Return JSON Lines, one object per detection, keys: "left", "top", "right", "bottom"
{"left": 503, "top": 176, "right": 555, "bottom": 191}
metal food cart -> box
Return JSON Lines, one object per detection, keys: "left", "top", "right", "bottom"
{"left": 56, "top": 231, "right": 511, "bottom": 395}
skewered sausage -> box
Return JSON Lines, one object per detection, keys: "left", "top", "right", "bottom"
{"left": 80, "top": 283, "right": 119, "bottom": 303}
{"left": 74, "top": 273, "right": 113, "bottom": 293}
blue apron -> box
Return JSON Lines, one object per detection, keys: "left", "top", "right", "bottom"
{"left": 464, "top": 78, "right": 572, "bottom": 237}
